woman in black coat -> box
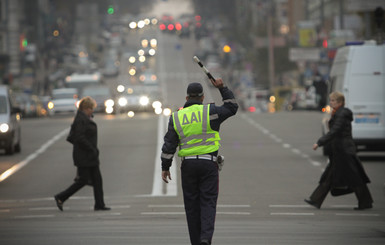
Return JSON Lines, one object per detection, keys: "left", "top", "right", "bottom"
{"left": 54, "top": 96, "right": 110, "bottom": 211}
{"left": 305, "top": 91, "right": 373, "bottom": 210}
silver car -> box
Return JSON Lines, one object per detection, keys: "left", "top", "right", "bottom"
{"left": 0, "top": 85, "right": 21, "bottom": 155}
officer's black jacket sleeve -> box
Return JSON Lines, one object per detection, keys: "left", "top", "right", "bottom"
{"left": 209, "top": 87, "right": 238, "bottom": 131}
{"left": 160, "top": 86, "right": 238, "bottom": 171}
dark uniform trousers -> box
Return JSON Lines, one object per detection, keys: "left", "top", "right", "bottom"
{"left": 181, "top": 159, "right": 218, "bottom": 245}
{"left": 310, "top": 182, "right": 373, "bottom": 208}
{"left": 56, "top": 166, "right": 105, "bottom": 209}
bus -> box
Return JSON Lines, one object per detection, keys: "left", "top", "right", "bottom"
{"left": 65, "top": 72, "right": 103, "bottom": 95}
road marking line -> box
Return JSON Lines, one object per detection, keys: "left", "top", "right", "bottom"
{"left": 270, "top": 212, "right": 314, "bottom": 216}
{"left": 269, "top": 205, "right": 311, "bottom": 208}
{"left": 282, "top": 143, "right": 291, "bottom": 148}
{"left": 241, "top": 113, "right": 326, "bottom": 169}
{"left": 142, "top": 212, "right": 185, "bottom": 215}
{"left": 148, "top": 204, "right": 184, "bottom": 208}
{"left": 15, "top": 214, "right": 55, "bottom": 219}
{"left": 217, "top": 212, "right": 251, "bottom": 215}
{"left": 77, "top": 213, "right": 121, "bottom": 217}
{"left": 142, "top": 211, "right": 251, "bottom": 216}
{"left": 151, "top": 115, "right": 177, "bottom": 196}
{"left": 0, "top": 199, "right": 17, "bottom": 203}
{"left": 0, "top": 128, "right": 69, "bottom": 182}
{"left": 336, "top": 213, "right": 380, "bottom": 217}
{"left": 301, "top": 153, "right": 309, "bottom": 158}
{"left": 310, "top": 161, "right": 321, "bottom": 166}
{"left": 29, "top": 207, "right": 58, "bottom": 211}
{"left": 148, "top": 204, "right": 251, "bottom": 208}
{"left": 110, "top": 205, "right": 131, "bottom": 209}
{"left": 218, "top": 204, "right": 251, "bottom": 208}
{"left": 291, "top": 148, "right": 301, "bottom": 154}
{"left": 0, "top": 209, "right": 10, "bottom": 213}
{"left": 329, "top": 205, "right": 355, "bottom": 208}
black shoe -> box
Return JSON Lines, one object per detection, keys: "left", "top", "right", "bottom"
{"left": 94, "top": 206, "right": 111, "bottom": 211}
{"left": 304, "top": 199, "right": 321, "bottom": 209}
{"left": 354, "top": 204, "right": 373, "bottom": 210}
{"left": 200, "top": 239, "right": 211, "bottom": 245}
{"left": 54, "top": 196, "right": 63, "bottom": 211}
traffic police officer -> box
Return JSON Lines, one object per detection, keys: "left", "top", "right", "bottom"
{"left": 161, "top": 78, "right": 238, "bottom": 245}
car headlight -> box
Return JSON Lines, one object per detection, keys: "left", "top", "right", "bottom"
{"left": 118, "top": 97, "right": 128, "bottom": 106}
{"left": 105, "top": 99, "right": 114, "bottom": 107}
{"left": 0, "top": 123, "right": 9, "bottom": 133}
{"left": 149, "top": 49, "right": 156, "bottom": 56}
{"left": 105, "top": 106, "right": 114, "bottom": 114}
{"left": 154, "top": 107, "right": 163, "bottom": 115}
{"left": 163, "top": 108, "right": 172, "bottom": 116}
{"left": 139, "top": 96, "right": 149, "bottom": 106}
{"left": 152, "top": 101, "right": 162, "bottom": 109}
{"left": 48, "top": 101, "right": 54, "bottom": 110}
{"left": 117, "top": 85, "right": 125, "bottom": 93}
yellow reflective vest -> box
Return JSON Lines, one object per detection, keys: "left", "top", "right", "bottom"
{"left": 172, "top": 104, "right": 221, "bottom": 157}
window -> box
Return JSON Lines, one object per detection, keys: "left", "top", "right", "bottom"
{"left": 0, "top": 96, "right": 7, "bottom": 114}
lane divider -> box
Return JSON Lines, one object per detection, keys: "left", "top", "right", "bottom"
{"left": 240, "top": 113, "right": 324, "bottom": 170}
{"left": 0, "top": 128, "right": 69, "bottom": 182}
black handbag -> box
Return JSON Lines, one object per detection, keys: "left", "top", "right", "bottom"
{"left": 330, "top": 186, "right": 354, "bottom": 196}
{"left": 74, "top": 169, "right": 93, "bottom": 186}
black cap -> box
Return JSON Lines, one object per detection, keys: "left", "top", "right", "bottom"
{"left": 187, "top": 82, "right": 203, "bottom": 97}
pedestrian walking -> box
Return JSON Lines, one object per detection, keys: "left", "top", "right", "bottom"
{"left": 54, "top": 96, "right": 110, "bottom": 211}
{"left": 161, "top": 78, "right": 238, "bottom": 245}
{"left": 305, "top": 91, "right": 373, "bottom": 210}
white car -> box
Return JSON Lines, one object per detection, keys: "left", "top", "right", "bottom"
{"left": 48, "top": 88, "right": 78, "bottom": 116}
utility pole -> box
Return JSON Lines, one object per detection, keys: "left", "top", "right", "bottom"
{"left": 8, "top": 0, "right": 21, "bottom": 77}
{"left": 339, "top": 0, "right": 344, "bottom": 29}
{"left": 267, "top": 2, "right": 275, "bottom": 90}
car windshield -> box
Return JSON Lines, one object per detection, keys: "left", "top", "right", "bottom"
{"left": 82, "top": 87, "right": 110, "bottom": 97}
{"left": 0, "top": 96, "right": 7, "bottom": 114}
{"left": 52, "top": 93, "right": 75, "bottom": 100}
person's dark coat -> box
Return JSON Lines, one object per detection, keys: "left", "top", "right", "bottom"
{"left": 317, "top": 107, "right": 370, "bottom": 190}
{"left": 70, "top": 110, "right": 99, "bottom": 167}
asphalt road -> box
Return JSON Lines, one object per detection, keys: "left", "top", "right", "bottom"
{"left": 1, "top": 20, "right": 384, "bottom": 245}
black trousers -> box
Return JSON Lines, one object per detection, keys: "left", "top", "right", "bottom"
{"left": 309, "top": 181, "right": 373, "bottom": 208}
{"left": 56, "top": 166, "right": 105, "bottom": 209}
{"left": 181, "top": 159, "right": 218, "bottom": 245}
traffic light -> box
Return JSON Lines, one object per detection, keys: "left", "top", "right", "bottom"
{"left": 19, "top": 34, "right": 27, "bottom": 51}
{"left": 107, "top": 5, "right": 114, "bottom": 15}
{"left": 322, "top": 39, "right": 328, "bottom": 48}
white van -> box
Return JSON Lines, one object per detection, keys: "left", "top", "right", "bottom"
{"left": 324, "top": 40, "right": 385, "bottom": 153}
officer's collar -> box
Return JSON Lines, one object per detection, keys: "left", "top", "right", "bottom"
{"left": 184, "top": 99, "right": 202, "bottom": 107}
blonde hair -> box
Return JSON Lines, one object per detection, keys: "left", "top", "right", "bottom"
{"left": 78, "top": 96, "right": 96, "bottom": 111}
{"left": 330, "top": 91, "right": 345, "bottom": 106}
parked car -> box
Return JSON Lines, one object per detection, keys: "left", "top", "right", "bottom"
{"left": 48, "top": 88, "right": 79, "bottom": 116}
{"left": 0, "top": 85, "right": 21, "bottom": 154}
